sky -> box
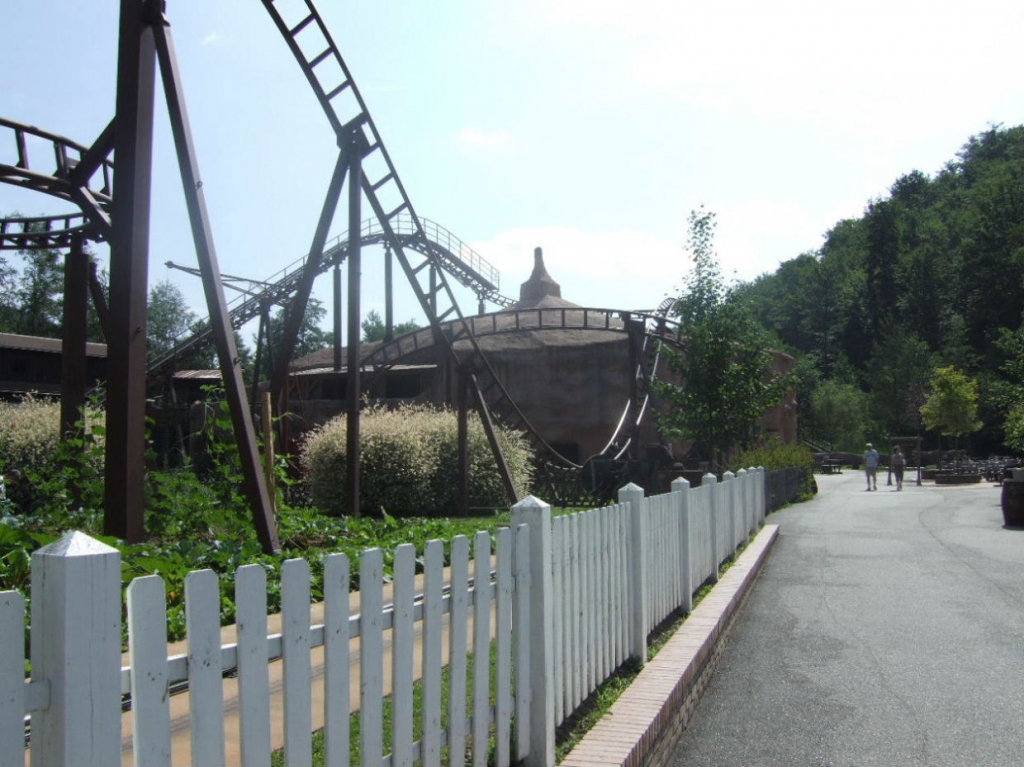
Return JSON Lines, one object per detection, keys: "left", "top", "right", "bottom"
{"left": 2, "top": 0, "right": 1022, "bottom": 343}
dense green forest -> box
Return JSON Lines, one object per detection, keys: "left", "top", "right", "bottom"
{"left": 736, "top": 124, "right": 1023, "bottom": 455}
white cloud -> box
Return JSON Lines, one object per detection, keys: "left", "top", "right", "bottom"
{"left": 201, "top": 33, "right": 225, "bottom": 46}
{"left": 456, "top": 127, "right": 512, "bottom": 149}
{"left": 469, "top": 197, "right": 858, "bottom": 311}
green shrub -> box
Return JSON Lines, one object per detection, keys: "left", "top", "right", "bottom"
{"left": 728, "top": 438, "right": 816, "bottom": 499}
{"left": 301, "top": 402, "right": 534, "bottom": 517}
{"left": 727, "top": 438, "right": 815, "bottom": 473}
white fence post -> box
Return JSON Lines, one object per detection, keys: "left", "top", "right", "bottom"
{"left": 30, "top": 531, "right": 121, "bottom": 767}
{"left": 511, "top": 496, "right": 555, "bottom": 767}
{"left": 758, "top": 466, "right": 768, "bottom": 523}
{"left": 750, "top": 468, "right": 759, "bottom": 532}
{"left": 722, "top": 471, "right": 736, "bottom": 554}
{"left": 703, "top": 474, "right": 720, "bottom": 582}
{"left": 736, "top": 468, "right": 748, "bottom": 543}
{"left": 618, "top": 482, "right": 647, "bottom": 665}
{"left": 1, "top": 591, "right": 26, "bottom": 767}
{"left": 670, "top": 477, "right": 693, "bottom": 613}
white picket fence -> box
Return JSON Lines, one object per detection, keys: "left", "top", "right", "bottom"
{"left": 0, "top": 469, "right": 766, "bottom": 767}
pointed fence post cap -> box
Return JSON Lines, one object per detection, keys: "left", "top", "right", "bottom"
{"left": 35, "top": 530, "right": 119, "bottom": 557}
{"left": 512, "top": 494, "right": 550, "bottom": 510}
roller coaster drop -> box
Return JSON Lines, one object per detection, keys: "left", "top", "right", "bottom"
{"left": 0, "top": 1, "right": 681, "bottom": 554}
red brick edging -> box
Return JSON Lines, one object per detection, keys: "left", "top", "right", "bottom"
{"left": 560, "top": 524, "right": 780, "bottom": 767}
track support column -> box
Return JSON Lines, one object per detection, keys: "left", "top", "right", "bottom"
{"left": 151, "top": 9, "right": 280, "bottom": 552}
{"left": 345, "top": 130, "right": 363, "bottom": 516}
{"left": 105, "top": 0, "right": 158, "bottom": 543}
{"left": 60, "top": 236, "right": 90, "bottom": 442}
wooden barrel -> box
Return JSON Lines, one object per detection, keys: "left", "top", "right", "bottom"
{"left": 1001, "top": 481, "right": 1024, "bottom": 527}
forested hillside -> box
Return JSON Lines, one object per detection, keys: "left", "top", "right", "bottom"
{"left": 737, "top": 125, "right": 1023, "bottom": 455}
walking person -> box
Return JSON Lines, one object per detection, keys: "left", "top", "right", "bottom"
{"left": 892, "top": 445, "right": 906, "bottom": 490}
{"left": 863, "top": 443, "right": 880, "bottom": 490}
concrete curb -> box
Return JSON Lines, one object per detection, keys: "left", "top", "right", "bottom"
{"left": 560, "top": 523, "right": 779, "bottom": 767}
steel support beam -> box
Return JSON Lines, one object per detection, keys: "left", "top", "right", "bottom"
{"left": 345, "top": 134, "right": 363, "bottom": 516}
{"left": 61, "top": 237, "right": 90, "bottom": 508}
{"left": 269, "top": 147, "right": 350, "bottom": 409}
{"left": 457, "top": 370, "right": 469, "bottom": 515}
{"left": 384, "top": 243, "right": 394, "bottom": 342}
{"left": 469, "top": 373, "right": 520, "bottom": 504}
{"left": 67, "top": 118, "right": 116, "bottom": 190}
{"left": 105, "top": 0, "right": 157, "bottom": 542}
{"left": 333, "top": 263, "right": 342, "bottom": 371}
{"left": 60, "top": 237, "right": 89, "bottom": 440}
{"left": 151, "top": 9, "right": 280, "bottom": 552}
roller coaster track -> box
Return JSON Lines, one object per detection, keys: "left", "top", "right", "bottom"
{"left": 258, "top": 0, "right": 592, "bottom": 491}
{"left": 361, "top": 307, "right": 685, "bottom": 371}
{"left": 146, "top": 214, "right": 514, "bottom": 379}
{"left": 0, "top": 116, "right": 114, "bottom": 249}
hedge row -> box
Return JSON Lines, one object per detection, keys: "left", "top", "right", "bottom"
{"left": 301, "top": 402, "right": 534, "bottom": 517}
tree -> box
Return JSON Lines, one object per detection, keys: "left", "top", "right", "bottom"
{"left": 655, "top": 208, "right": 792, "bottom": 469}
{"left": 0, "top": 252, "right": 17, "bottom": 332}
{"left": 990, "top": 325, "right": 1024, "bottom": 452}
{"left": 360, "top": 309, "right": 420, "bottom": 342}
{"left": 13, "top": 247, "right": 64, "bottom": 336}
{"left": 807, "top": 380, "right": 868, "bottom": 452}
{"left": 863, "top": 198, "right": 900, "bottom": 338}
{"left": 867, "top": 328, "right": 933, "bottom": 437}
{"left": 147, "top": 280, "right": 198, "bottom": 358}
{"left": 275, "top": 297, "right": 329, "bottom": 358}
{"left": 920, "top": 366, "right": 983, "bottom": 450}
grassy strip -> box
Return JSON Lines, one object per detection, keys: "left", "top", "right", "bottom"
{"left": 553, "top": 541, "right": 746, "bottom": 762}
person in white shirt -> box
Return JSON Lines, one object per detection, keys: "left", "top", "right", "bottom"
{"left": 863, "top": 443, "right": 880, "bottom": 490}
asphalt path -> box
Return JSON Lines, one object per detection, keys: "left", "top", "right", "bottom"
{"left": 667, "top": 470, "right": 1024, "bottom": 767}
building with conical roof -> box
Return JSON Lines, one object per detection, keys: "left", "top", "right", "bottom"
{"left": 286, "top": 248, "right": 796, "bottom": 488}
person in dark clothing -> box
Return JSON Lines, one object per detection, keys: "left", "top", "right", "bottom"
{"left": 892, "top": 445, "right": 906, "bottom": 490}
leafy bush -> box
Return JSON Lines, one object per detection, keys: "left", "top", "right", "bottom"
{"left": 727, "top": 438, "right": 815, "bottom": 473}
{"left": 728, "top": 438, "right": 816, "bottom": 499}
{"left": 301, "top": 402, "right": 534, "bottom": 517}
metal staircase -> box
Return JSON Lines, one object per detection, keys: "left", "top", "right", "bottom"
{"left": 145, "top": 214, "right": 511, "bottom": 380}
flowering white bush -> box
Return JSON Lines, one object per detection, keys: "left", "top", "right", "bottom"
{"left": 0, "top": 396, "right": 64, "bottom": 473}
{"left": 0, "top": 395, "right": 106, "bottom": 512}
{"left": 301, "top": 402, "right": 534, "bottom": 517}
